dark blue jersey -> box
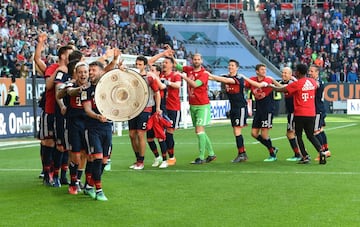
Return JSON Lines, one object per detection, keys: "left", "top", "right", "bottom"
{"left": 67, "top": 84, "right": 86, "bottom": 119}
{"left": 315, "top": 79, "right": 326, "bottom": 114}
{"left": 54, "top": 71, "right": 71, "bottom": 117}
{"left": 81, "top": 84, "right": 112, "bottom": 129}
{"left": 280, "top": 80, "right": 294, "bottom": 114}
{"left": 224, "top": 75, "right": 247, "bottom": 111}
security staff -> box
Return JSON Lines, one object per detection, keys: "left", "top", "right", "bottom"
{"left": 5, "top": 84, "right": 18, "bottom": 106}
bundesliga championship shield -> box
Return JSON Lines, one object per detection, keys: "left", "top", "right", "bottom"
{"left": 95, "top": 68, "right": 149, "bottom": 121}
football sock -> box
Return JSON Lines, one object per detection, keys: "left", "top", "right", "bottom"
{"left": 40, "top": 144, "right": 45, "bottom": 171}
{"left": 77, "top": 169, "right": 83, "bottom": 181}
{"left": 168, "top": 148, "right": 174, "bottom": 158}
{"left": 85, "top": 161, "right": 94, "bottom": 187}
{"left": 256, "top": 135, "right": 268, "bottom": 147}
{"left": 43, "top": 146, "right": 55, "bottom": 181}
{"left": 60, "top": 149, "right": 68, "bottom": 177}
{"left": 137, "top": 156, "right": 144, "bottom": 163}
{"left": 197, "top": 132, "right": 206, "bottom": 160}
{"left": 166, "top": 132, "right": 174, "bottom": 151}
{"left": 236, "top": 135, "right": 245, "bottom": 154}
{"left": 148, "top": 140, "right": 159, "bottom": 157}
{"left": 205, "top": 133, "right": 215, "bottom": 156}
{"left": 320, "top": 131, "right": 329, "bottom": 150}
{"left": 60, "top": 164, "right": 68, "bottom": 180}
{"left": 92, "top": 159, "right": 102, "bottom": 190}
{"left": 256, "top": 136, "right": 275, "bottom": 155}
{"left": 134, "top": 151, "right": 140, "bottom": 159}
{"left": 53, "top": 149, "right": 63, "bottom": 178}
{"left": 315, "top": 134, "right": 323, "bottom": 146}
{"left": 69, "top": 161, "right": 79, "bottom": 186}
{"left": 159, "top": 141, "right": 167, "bottom": 160}
{"left": 289, "top": 138, "right": 300, "bottom": 156}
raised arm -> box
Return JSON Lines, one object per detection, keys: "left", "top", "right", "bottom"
{"left": 147, "top": 44, "right": 174, "bottom": 66}
{"left": 97, "top": 47, "right": 113, "bottom": 65}
{"left": 34, "top": 32, "right": 48, "bottom": 75}
{"left": 104, "top": 48, "right": 122, "bottom": 72}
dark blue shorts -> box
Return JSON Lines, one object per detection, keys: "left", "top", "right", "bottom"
{"left": 55, "top": 114, "right": 67, "bottom": 148}
{"left": 287, "top": 113, "right": 295, "bottom": 131}
{"left": 128, "top": 112, "right": 151, "bottom": 130}
{"left": 252, "top": 111, "right": 273, "bottom": 129}
{"left": 68, "top": 118, "right": 86, "bottom": 152}
{"left": 38, "top": 112, "right": 55, "bottom": 140}
{"left": 314, "top": 113, "right": 326, "bottom": 132}
{"left": 85, "top": 125, "right": 112, "bottom": 157}
{"left": 230, "top": 107, "right": 248, "bottom": 127}
{"left": 167, "top": 110, "right": 181, "bottom": 129}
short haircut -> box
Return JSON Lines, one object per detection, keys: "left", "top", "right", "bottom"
{"left": 164, "top": 56, "right": 174, "bottom": 64}
{"left": 57, "top": 45, "right": 73, "bottom": 58}
{"left": 229, "top": 59, "right": 239, "bottom": 67}
{"left": 282, "top": 66, "right": 292, "bottom": 74}
{"left": 255, "top": 63, "right": 266, "bottom": 71}
{"left": 152, "top": 64, "right": 162, "bottom": 72}
{"left": 136, "top": 55, "right": 148, "bottom": 65}
{"left": 68, "top": 50, "right": 83, "bottom": 62}
{"left": 74, "top": 61, "right": 89, "bottom": 71}
{"left": 310, "top": 64, "right": 320, "bottom": 72}
{"left": 67, "top": 59, "right": 79, "bottom": 76}
{"left": 193, "top": 53, "right": 202, "bottom": 59}
{"left": 89, "top": 61, "right": 105, "bottom": 70}
{"left": 296, "top": 64, "right": 308, "bottom": 75}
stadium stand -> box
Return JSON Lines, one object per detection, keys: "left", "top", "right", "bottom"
{"left": 0, "top": 0, "right": 359, "bottom": 83}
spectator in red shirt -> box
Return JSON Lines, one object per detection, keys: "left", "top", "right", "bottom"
{"left": 268, "top": 27, "right": 277, "bottom": 45}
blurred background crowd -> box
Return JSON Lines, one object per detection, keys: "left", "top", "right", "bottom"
{"left": 0, "top": 0, "right": 359, "bottom": 83}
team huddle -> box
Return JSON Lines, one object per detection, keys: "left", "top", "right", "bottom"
{"left": 35, "top": 32, "right": 330, "bottom": 201}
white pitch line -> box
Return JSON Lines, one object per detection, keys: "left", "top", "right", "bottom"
{"left": 0, "top": 168, "right": 359, "bottom": 175}
{"left": 325, "top": 123, "right": 357, "bottom": 130}
{"left": 250, "top": 123, "right": 357, "bottom": 144}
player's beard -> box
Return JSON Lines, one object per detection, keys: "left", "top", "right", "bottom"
{"left": 193, "top": 62, "right": 201, "bottom": 70}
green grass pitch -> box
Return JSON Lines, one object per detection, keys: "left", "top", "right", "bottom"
{"left": 1, "top": 114, "right": 359, "bottom": 226}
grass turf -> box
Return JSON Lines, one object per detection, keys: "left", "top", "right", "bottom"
{"left": 0, "top": 114, "right": 359, "bottom": 226}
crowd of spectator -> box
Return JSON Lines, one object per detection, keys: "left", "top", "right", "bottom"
{"left": 1, "top": 0, "right": 359, "bottom": 83}
{"left": 0, "top": 0, "right": 195, "bottom": 78}
{"left": 253, "top": 0, "right": 360, "bottom": 83}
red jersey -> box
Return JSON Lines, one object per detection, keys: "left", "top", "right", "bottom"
{"left": 183, "top": 66, "right": 209, "bottom": 105}
{"left": 286, "top": 77, "right": 317, "bottom": 117}
{"left": 44, "top": 63, "right": 59, "bottom": 114}
{"left": 146, "top": 113, "right": 173, "bottom": 140}
{"left": 244, "top": 76, "right": 274, "bottom": 113}
{"left": 244, "top": 76, "right": 273, "bottom": 100}
{"left": 159, "top": 74, "right": 166, "bottom": 99}
{"left": 163, "top": 71, "right": 181, "bottom": 111}
{"left": 143, "top": 74, "right": 159, "bottom": 112}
